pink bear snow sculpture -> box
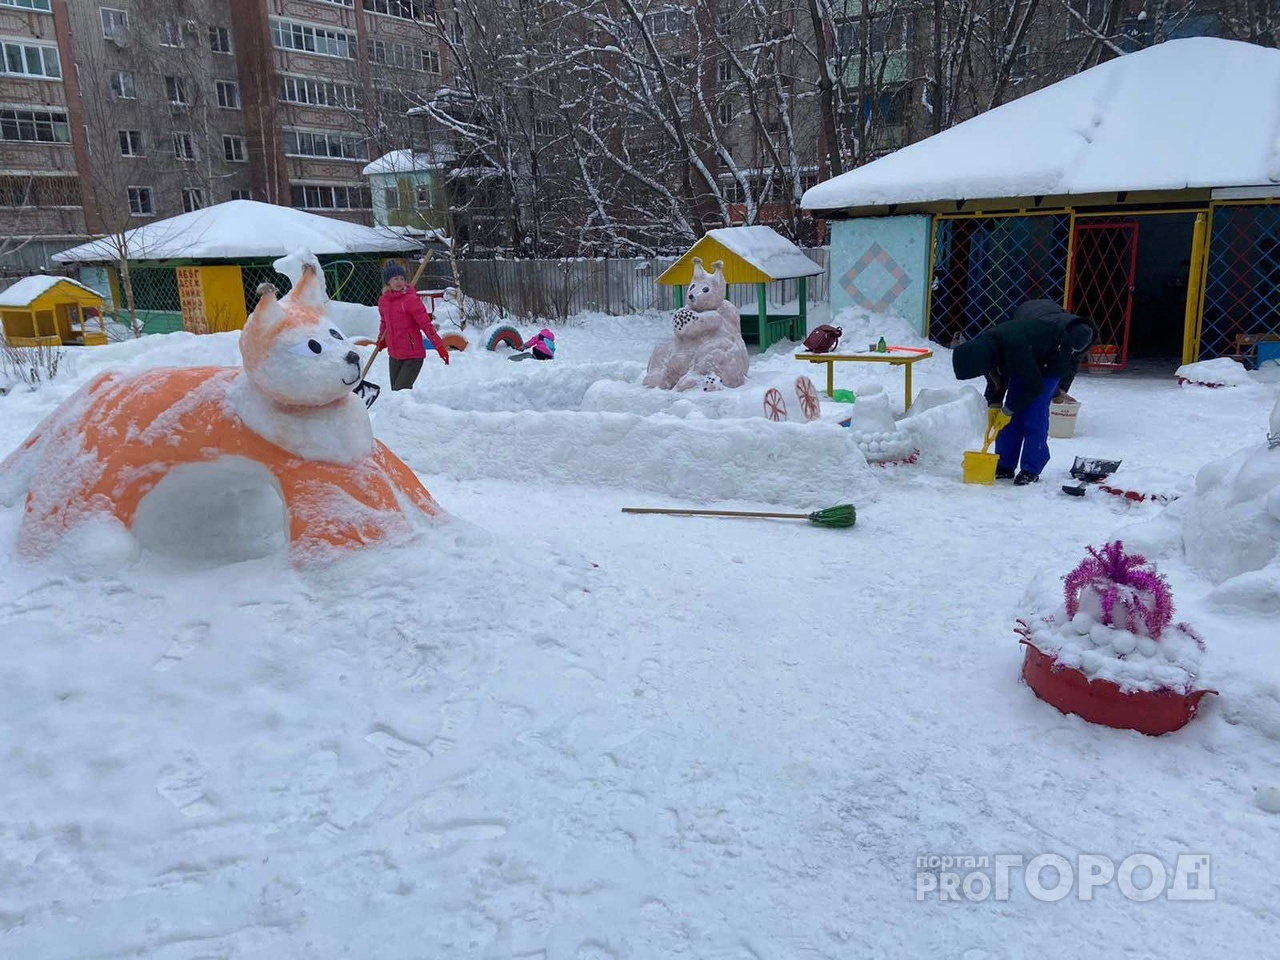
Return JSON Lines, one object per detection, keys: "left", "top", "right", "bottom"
{"left": 644, "top": 258, "right": 750, "bottom": 391}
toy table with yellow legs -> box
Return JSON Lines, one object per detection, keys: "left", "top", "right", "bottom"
{"left": 794, "top": 347, "right": 934, "bottom": 412}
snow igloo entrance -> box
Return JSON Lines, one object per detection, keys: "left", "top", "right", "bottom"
{"left": 132, "top": 457, "right": 289, "bottom": 564}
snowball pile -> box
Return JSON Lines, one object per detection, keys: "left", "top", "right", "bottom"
{"left": 1018, "top": 541, "right": 1207, "bottom": 694}
{"left": 837, "top": 386, "right": 918, "bottom": 463}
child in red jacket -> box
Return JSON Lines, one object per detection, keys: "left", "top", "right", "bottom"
{"left": 377, "top": 262, "right": 448, "bottom": 391}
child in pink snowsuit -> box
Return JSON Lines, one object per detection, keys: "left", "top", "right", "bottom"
{"left": 525, "top": 329, "right": 555, "bottom": 360}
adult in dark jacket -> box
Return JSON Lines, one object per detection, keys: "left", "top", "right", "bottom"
{"left": 377, "top": 262, "right": 449, "bottom": 391}
{"left": 952, "top": 300, "right": 1096, "bottom": 484}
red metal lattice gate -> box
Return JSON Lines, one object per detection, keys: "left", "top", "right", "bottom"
{"left": 1068, "top": 220, "right": 1139, "bottom": 371}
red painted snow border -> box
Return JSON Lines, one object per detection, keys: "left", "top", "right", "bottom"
{"left": 1018, "top": 641, "right": 1215, "bottom": 736}
{"left": 1097, "top": 483, "right": 1182, "bottom": 505}
{"left": 1176, "top": 377, "right": 1229, "bottom": 389}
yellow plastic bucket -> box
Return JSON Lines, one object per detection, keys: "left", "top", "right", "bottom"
{"left": 963, "top": 450, "right": 1000, "bottom": 484}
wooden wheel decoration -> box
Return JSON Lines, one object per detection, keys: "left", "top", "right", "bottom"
{"left": 763, "top": 388, "right": 787, "bottom": 422}
{"left": 795, "top": 376, "right": 821, "bottom": 422}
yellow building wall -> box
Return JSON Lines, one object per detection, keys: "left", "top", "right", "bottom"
{"left": 656, "top": 237, "right": 774, "bottom": 286}
{"left": 177, "top": 266, "right": 247, "bottom": 334}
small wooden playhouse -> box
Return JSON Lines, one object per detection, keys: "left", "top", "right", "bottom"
{"left": 657, "top": 226, "right": 824, "bottom": 352}
{"left": 0, "top": 276, "right": 106, "bottom": 347}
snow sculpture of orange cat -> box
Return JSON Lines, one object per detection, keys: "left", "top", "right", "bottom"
{"left": 0, "top": 250, "right": 439, "bottom": 560}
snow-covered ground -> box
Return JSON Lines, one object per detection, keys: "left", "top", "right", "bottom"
{"left": 2, "top": 309, "right": 1279, "bottom": 958}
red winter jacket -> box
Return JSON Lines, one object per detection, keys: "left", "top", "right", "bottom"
{"left": 377, "top": 288, "right": 447, "bottom": 362}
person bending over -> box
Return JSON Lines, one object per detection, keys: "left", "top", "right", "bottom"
{"left": 952, "top": 300, "right": 1096, "bottom": 485}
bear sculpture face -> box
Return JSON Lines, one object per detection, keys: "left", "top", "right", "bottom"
{"left": 687, "top": 258, "right": 726, "bottom": 313}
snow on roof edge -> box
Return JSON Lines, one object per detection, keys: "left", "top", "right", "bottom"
{"left": 801, "top": 39, "right": 1280, "bottom": 214}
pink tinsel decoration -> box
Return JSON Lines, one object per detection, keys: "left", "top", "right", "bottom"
{"left": 1063, "top": 540, "right": 1175, "bottom": 640}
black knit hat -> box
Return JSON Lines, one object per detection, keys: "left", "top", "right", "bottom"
{"left": 382, "top": 261, "right": 408, "bottom": 284}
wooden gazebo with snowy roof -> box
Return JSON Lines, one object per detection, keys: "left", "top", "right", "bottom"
{"left": 657, "top": 225, "right": 824, "bottom": 352}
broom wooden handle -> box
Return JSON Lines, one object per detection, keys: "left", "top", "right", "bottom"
{"left": 622, "top": 507, "right": 808, "bottom": 520}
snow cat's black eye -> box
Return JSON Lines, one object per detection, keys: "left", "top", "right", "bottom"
{"left": 329, "top": 328, "right": 344, "bottom": 340}
{"left": 703, "top": 286, "right": 710, "bottom": 293}
{"left": 307, "top": 339, "right": 322, "bottom": 354}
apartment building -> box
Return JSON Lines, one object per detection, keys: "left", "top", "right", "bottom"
{"left": 0, "top": 0, "right": 86, "bottom": 272}
{"left": 0, "top": 0, "right": 444, "bottom": 274}
{"left": 229, "top": 0, "right": 443, "bottom": 222}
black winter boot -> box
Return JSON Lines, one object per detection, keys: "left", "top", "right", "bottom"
{"left": 1014, "top": 471, "right": 1040, "bottom": 486}
{"left": 995, "top": 467, "right": 1016, "bottom": 481}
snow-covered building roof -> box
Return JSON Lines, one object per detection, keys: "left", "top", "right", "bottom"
{"left": 363, "top": 147, "right": 455, "bottom": 176}
{"left": 802, "top": 38, "right": 1280, "bottom": 214}
{"left": 0, "top": 275, "right": 102, "bottom": 308}
{"left": 53, "top": 200, "right": 421, "bottom": 265}
{"left": 657, "top": 225, "right": 823, "bottom": 286}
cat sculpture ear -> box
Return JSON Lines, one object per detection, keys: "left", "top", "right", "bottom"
{"left": 691, "top": 256, "right": 706, "bottom": 280}
{"left": 710, "top": 260, "right": 724, "bottom": 277}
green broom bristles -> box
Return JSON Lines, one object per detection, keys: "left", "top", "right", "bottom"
{"left": 806, "top": 504, "right": 856, "bottom": 528}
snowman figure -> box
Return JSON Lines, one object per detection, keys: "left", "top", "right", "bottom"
{"left": 643, "top": 258, "right": 750, "bottom": 391}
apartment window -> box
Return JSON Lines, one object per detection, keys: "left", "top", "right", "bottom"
{"left": 1, "top": 41, "right": 61, "bottom": 80}
{"left": 290, "top": 183, "right": 371, "bottom": 210}
{"left": 127, "top": 185, "right": 154, "bottom": 216}
{"left": 415, "top": 183, "right": 431, "bottom": 207}
{"left": 717, "top": 59, "right": 732, "bottom": 84}
{"left": 173, "top": 132, "right": 197, "bottom": 161}
{"left": 0, "top": 0, "right": 54, "bottom": 10}
{"left": 283, "top": 129, "right": 367, "bottom": 160}
{"left": 316, "top": 0, "right": 354, "bottom": 5}
{"left": 837, "top": 15, "right": 907, "bottom": 55}
{"left": 0, "top": 174, "right": 80, "bottom": 207}
{"left": 269, "top": 18, "right": 356, "bottom": 59}
{"left": 0, "top": 108, "right": 69, "bottom": 143}
{"left": 223, "top": 134, "right": 246, "bottom": 162}
{"left": 363, "top": 0, "right": 428, "bottom": 19}
{"left": 111, "top": 70, "right": 135, "bottom": 99}
{"left": 216, "top": 80, "right": 240, "bottom": 109}
{"left": 368, "top": 38, "right": 436, "bottom": 72}
{"left": 717, "top": 99, "right": 733, "bottom": 126}
{"left": 118, "top": 129, "right": 143, "bottom": 157}
{"left": 182, "top": 187, "right": 206, "bottom": 213}
{"left": 383, "top": 186, "right": 399, "bottom": 208}
{"left": 230, "top": 189, "right": 252, "bottom": 200}
{"left": 279, "top": 74, "right": 359, "bottom": 109}
{"left": 209, "top": 26, "right": 232, "bottom": 54}
{"left": 643, "top": 10, "right": 682, "bottom": 36}
{"left": 159, "top": 20, "right": 184, "bottom": 48}
{"left": 717, "top": 9, "right": 730, "bottom": 35}
{"left": 165, "top": 76, "right": 189, "bottom": 106}
{"left": 100, "top": 7, "right": 129, "bottom": 41}
{"left": 533, "top": 117, "right": 560, "bottom": 138}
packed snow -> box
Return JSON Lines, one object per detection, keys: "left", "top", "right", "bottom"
{"left": 802, "top": 38, "right": 1280, "bottom": 212}
{"left": 2, "top": 302, "right": 1280, "bottom": 958}
{"left": 704, "top": 226, "right": 825, "bottom": 280}
{"left": 0, "top": 275, "right": 100, "bottom": 308}
{"left": 52, "top": 200, "right": 419, "bottom": 265}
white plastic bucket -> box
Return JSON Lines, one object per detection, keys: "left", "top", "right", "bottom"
{"left": 1049, "top": 398, "right": 1080, "bottom": 439}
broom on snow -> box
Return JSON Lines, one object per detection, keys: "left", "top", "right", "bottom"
{"left": 621, "top": 504, "right": 856, "bottom": 529}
